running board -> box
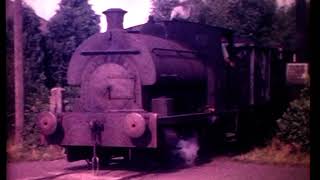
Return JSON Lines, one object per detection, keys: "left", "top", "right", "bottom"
{"left": 158, "top": 112, "right": 214, "bottom": 125}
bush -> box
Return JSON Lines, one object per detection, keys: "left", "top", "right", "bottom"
{"left": 233, "top": 137, "right": 310, "bottom": 166}
{"left": 7, "top": 142, "right": 65, "bottom": 162}
{"left": 63, "top": 85, "right": 80, "bottom": 112}
{"left": 23, "top": 77, "right": 50, "bottom": 148}
{"left": 276, "top": 84, "right": 310, "bottom": 152}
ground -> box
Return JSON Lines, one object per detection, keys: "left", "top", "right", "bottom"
{"left": 7, "top": 156, "right": 309, "bottom": 180}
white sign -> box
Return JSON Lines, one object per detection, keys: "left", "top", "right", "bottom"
{"left": 286, "top": 63, "right": 309, "bottom": 85}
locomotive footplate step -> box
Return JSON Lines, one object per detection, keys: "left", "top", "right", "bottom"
{"left": 91, "top": 142, "right": 99, "bottom": 175}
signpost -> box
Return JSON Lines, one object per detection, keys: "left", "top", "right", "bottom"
{"left": 286, "top": 63, "right": 309, "bottom": 85}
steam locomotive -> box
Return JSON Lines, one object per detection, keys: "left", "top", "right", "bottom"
{"left": 38, "top": 8, "right": 287, "bottom": 164}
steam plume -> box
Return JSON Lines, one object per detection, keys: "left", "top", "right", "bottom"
{"left": 170, "top": 0, "right": 208, "bottom": 20}
{"left": 175, "top": 134, "right": 199, "bottom": 166}
{"left": 170, "top": 0, "right": 191, "bottom": 20}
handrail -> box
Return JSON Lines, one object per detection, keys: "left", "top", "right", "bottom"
{"left": 81, "top": 49, "right": 140, "bottom": 56}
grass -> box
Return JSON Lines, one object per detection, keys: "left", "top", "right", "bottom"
{"left": 233, "top": 138, "right": 310, "bottom": 166}
{"left": 7, "top": 137, "right": 309, "bottom": 166}
{"left": 7, "top": 142, "right": 65, "bottom": 162}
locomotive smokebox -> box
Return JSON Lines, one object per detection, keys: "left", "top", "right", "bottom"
{"left": 103, "top": 8, "right": 127, "bottom": 31}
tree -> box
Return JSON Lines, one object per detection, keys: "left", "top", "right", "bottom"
{"left": 295, "top": 0, "right": 309, "bottom": 61}
{"left": 277, "top": 83, "right": 310, "bottom": 152}
{"left": 227, "top": 0, "right": 277, "bottom": 46}
{"left": 198, "top": 0, "right": 234, "bottom": 27}
{"left": 7, "top": 2, "right": 48, "bottom": 146}
{"left": 45, "top": 0, "right": 100, "bottom": 87}
{"left": 270, "top": 4, "right": 296, "bottom": 50}
{"left": 151, "top": 0, "right": 179, "bottom": 20}
{"left": 151, "top": 0, "right": 279, "bottom": 46}
{"left": 21, "top": 5, "right": 49, "bottom": 147}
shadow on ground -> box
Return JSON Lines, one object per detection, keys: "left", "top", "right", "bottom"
{"left": 31, "top": 151, "right": 221, "bottom": 180}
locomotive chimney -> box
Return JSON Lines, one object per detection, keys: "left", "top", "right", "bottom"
{"left": 103, "top": 8, "right": 127, "bottom": 31}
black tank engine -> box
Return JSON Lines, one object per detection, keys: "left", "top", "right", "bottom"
{"left": 38, "top": 8, "right": 287, "bottom": 163}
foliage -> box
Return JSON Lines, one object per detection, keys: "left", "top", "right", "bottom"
{"left": 197, "top": 0, "right": 234, "bottom": 27}
{"left": 151, "top": 0, "right": 296, "bottom": 48}
{"left": 151, "top": 0, "right": 179, "bottom": 20}
{"left": 6, "top": 4, "right": 49, "bottom": 147}
{"left": 63, "top": 85, "right": 81, "bottom": 112}
{"left": 22, "top": 74, "right": 49, "bottom": 147}
{"left": 7, "top": 143, "right": 65, "bottom": 162}
{"left": 277, "top": 84, "right": 310, "bottom": 152}
{"left": 227, "top": 0, "right": 277, "bottom": 46}
{"left": 22, "top": 6, "right": 49, "bottom": 147}
{"left": 45, "top": 0, "right": 100, "bottom": 87}
{"left": 7, "top": 0, "right": 99, "bottom": 150}
{"left": 234, "top": 138, "right": 310, "bottom": 166}
{"left": 270, "top": 4, "right": 296, "bottom": 49}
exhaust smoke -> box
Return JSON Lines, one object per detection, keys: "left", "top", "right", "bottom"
{"left": 175, "top": 134, "right": 199, "bottom": 166}
{"left": 163, "top": 128, "right": 200, "bottom": 166}
{"left": 170, "top": 0, "right": 192, "bottom": 20}
{"left": 170, "top": 0, "right": 209, "bottom": 20}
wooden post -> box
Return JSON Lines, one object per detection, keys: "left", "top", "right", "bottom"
{"left": 13, "top": 0, "right": 24, "bottom": 144}
{"left": 249, "top": 48, "right": 255, "bottom": 105}
{"left": 266, "top": 50, "right": 271, "bottom": 101}
{"left": 49, "top": 87, "right": 65, "bottom": 114}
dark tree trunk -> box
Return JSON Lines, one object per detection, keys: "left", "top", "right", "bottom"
{"left": 296, "top": 0, "right": 309, "bottom": 62}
